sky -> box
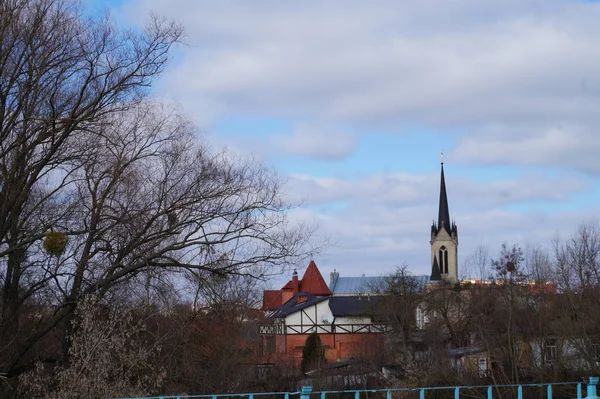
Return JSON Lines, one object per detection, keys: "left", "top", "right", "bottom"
{"left": 87, "top": 0, "right": 600, "bottom": 280}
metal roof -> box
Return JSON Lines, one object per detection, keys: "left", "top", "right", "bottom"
{"left": 328, "top": 276, "right": 385, "bottom": 295}
{"left": 329, "top": 275, "right": 430, "bottom": 294}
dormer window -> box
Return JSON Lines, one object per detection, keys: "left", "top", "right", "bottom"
{"left": 439, "top": 246, "right": 448, "bottom": 274}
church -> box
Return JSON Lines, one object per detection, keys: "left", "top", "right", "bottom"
{"left": 258, "top": 160, "right": 459, "bottom": 367}
{"left": 429, "top": 161, "right": 459, "bottom": 283}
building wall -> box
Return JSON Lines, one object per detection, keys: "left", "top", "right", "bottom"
{"left": 285, "top": 300, "right": 332, "bottom": 327}
{"left": 282, "top": 332, "right": 383, "bottom": 367}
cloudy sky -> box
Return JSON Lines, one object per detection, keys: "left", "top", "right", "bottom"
{"left": 89, "top": 0, "right": 600, "bottom": 279}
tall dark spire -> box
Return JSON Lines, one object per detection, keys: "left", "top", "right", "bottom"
{"left": 438, "top": 162, "right": 451, "bottom": 234}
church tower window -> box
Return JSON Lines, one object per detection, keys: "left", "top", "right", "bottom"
{"left": 439, "top": 246, "right": 448, "bottom": 274}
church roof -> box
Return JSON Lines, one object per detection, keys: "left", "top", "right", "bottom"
{"left": 438, "top": 163, "right": 451, "bottom": 235}
{"left": 430, "top": 256, "right": 442, "bottom": 281}
{"left": 299, "top": 260, "right": 332, "bottom": 295}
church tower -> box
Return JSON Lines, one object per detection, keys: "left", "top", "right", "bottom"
{"left": 430, "top": 160, "right": 458, "bottom": 283}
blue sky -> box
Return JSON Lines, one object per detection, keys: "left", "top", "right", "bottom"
{"left": 89, "top": 0, "right": 600, "bottom": 279}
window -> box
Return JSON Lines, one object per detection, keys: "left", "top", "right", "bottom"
{"left": 416, "top": 307, "right": 423, "bottom": 330}
{"left": 544, "top": 339, "right": 557, "bottom": 364}
{"left": 478, "top": 357, "right": 487, "bottom": 377}
{"left": 439, "top": 246, "right": 449, "bottom": 274}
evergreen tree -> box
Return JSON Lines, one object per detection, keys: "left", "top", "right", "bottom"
{"left": 301, "top": 333, "right": 325, "bottom": 374}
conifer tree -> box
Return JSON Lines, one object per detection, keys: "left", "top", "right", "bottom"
{"left": 301, "top": 333, "right": 325, "bottom": 374}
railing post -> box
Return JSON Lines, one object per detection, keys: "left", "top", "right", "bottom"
{"left": 547, "top": 384, "right": 552, "bottom": 399}
{"left": 420, "top": 388, "right": 425, "bottom": 399}
{"left": 578, "top": 383, "right": 583, "bottom": 399}
{"left": 301, "top": 386, "right": 313, "bottom": 399}
{"left": 517, "top": 385, "right": 522, "bottom": 399}
{"left": 355, "top": 391, "right": 360, "bottom": 399}
{"left": 386, "top": 390, "right": 392, "bottom": 399}
{"left": 454, "top": 387, "right": 460, "bottom": 399}
{"left": 321, "top": 392, "right": 326, "bottom": 399}
{"left": 587, "top": 377, "right": 599, "bottom": 399}
{"left": 487, "top": 385, "right": 493, "bottom": 399}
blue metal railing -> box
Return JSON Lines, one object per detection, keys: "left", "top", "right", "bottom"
{"left": 113, "top": 376, "right": 599, "bottom": 399}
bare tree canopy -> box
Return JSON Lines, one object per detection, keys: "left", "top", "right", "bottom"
{"left": 0, "top": 0, "right": 313, "bottom": 387}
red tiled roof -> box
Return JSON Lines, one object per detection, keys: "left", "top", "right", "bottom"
{"left": 262, "top": 290, "right": 282, "bottom": 311}
{"left": 262, "top": 261, "right": 332, "bottom": 311}
{"left": 299, "top": 260, "right": 332, "bottom": 296}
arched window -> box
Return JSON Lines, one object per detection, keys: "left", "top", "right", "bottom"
{"left": 439, "top": 246, "right": 448, "bottom": 274}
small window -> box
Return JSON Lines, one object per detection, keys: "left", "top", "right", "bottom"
{"left": 544, "top": 339, "right": 557, "bottom": 364}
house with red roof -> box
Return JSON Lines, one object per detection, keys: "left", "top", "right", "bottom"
{"left": 262, "top": 260, "right": 332, "bottom": 312}
{"left": 259, "top": 260, "right": 388, "bottom": 368}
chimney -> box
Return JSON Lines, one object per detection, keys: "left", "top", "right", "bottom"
{"left": 330, "top": 269, "right": 339, "bottom": 285}
{"left": 292, "top": 270, "right": 299, "bottom": 296}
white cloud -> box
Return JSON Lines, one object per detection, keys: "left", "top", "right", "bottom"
{"left": 454, "top": 125, "right": 600, "bottom": 174}
{"left": 110, "top": 0, "right": 600, "bottom": 278}
{"left": 291, "top": 199, "right": 600, "bottom": 279}
{"left": 271, "top": 124, "right": 357, "bottom": 160}
{"left": 283, "top": 170, "right": 594, "bottom": 277}
{"left": 119, "top": 0, "right": 600, "bottom": 173}
{"left": 287, "top": 171, "right": 591, "bottom": 208}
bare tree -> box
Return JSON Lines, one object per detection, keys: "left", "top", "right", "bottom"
{"left": 19, "top": 299, "right": 165, "bottom": 399}
{"left": 524, "top": 243, "right": 553, "bottom": 282}
{"left": 461, "top": 244, "right": 490, "bottom": 280}
{"left": 373, "top": 266, "right": 425, "bottom": 376}
{"left": 0, "top": 1, "right": 314, "bottom": 392}
{"left": 553, "top": 221, "right": 600, "bottom": 290}
{"left": 0, "top": 0, "right": 181, "bottom": 381}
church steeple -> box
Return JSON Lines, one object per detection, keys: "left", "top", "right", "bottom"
{"left": 438, "top": 162, "right": 450, "bottom": 235}
{"left": 430, "top": 155, "right": 459, "bottom": 283}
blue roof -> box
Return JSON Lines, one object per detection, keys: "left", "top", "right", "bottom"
{"left": 329, "top": 275, "right": 430, "bottom": 295}
{"left": 328, "top": 276, "right": 385, "bottom": 295}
